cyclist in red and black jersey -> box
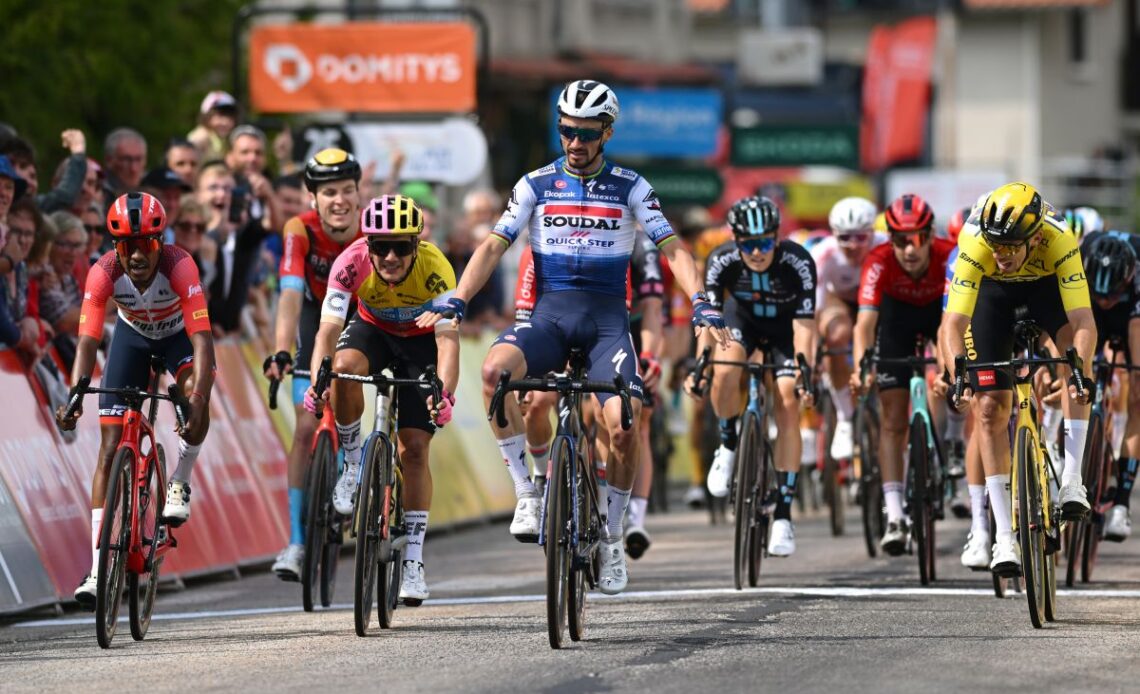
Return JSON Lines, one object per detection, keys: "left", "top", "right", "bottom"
{"left": 850, "top": 194, "right": 954, "bottom": 555}
{"left": 264, "top": 148, "right": 363, "bottom": 580}
{"left": 57, "top": 193, "right": 216, "bottom": 608}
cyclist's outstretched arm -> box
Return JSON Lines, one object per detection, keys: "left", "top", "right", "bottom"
{"left": 416, "top": 236, "right": 507, "bottom": 329}
{"left": 662, "top": 240, "right": 729, "bottom": 347}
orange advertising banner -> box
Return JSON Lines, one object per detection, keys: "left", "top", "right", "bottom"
{"left": 250, "top": 22, "right": 477, "bottom": 113}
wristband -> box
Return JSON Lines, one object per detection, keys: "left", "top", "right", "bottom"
{"left": 690, "top": 291, "right": 709, "bottom": 305}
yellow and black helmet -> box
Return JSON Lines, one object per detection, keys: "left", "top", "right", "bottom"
{"left": 979, "top": 182, "right": 1045, "bottom": 245}
{"left": 303, "top": 148, "right": 362, "bottom": 192}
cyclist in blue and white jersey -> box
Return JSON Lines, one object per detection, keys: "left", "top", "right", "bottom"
{"left": 417, "top": 79, "right": 728, "bottom": 595}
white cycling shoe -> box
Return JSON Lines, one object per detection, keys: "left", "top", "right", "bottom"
{"left": 162, "top": 480, "right": 191, "bottom": 527}
{"left": 829, "top": 420, "right": 854, "bottom": 460}
{"left": 272, "top": 544, "right": 304, "bottom": 582}
{"left": 960, "top": 532, "right": 991, "bottom": 570}
{"left": 707, "top": 445, "right": 736, "bottom": 498}
{"left": 683, "top": 485, "right": 705, "bottom": 508}
{"left": 1058, "top": 479, "right": 1091, "bottom": 520}
{"left": 880, "top": 520, "right": 909, "bottom": 557}
{"left": 509, "top": 493, "right": 542, "bottom": 542}
{"left": 399, "top": 561, "right": 429, "bottom": 605}
{"left": 990, "top": 535, "right": 1021, "bottom": 576}
{"left": 1105, "top": 505, "right": 1132, "bottom": 542}
{"left": 74, "top": 573, "right": 98, "bottom": 610}
{"left": 598, "top": 538, "right": 628, "bottom": 595}
{"left": 332, "top": 464, "right": 360, "bottom": 516}
{"left": 768, "top": 519, "right": 796, "bottom": 557}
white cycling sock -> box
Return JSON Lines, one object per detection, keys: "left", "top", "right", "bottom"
{"left": 606, "top": 487, "right": 630, "bottom": 541}
{"left": 945, "top": 408, "right": 966, "bottom": 442}
{"left": 90, "top": 508, "right": 103, "bottom": 575}
{"left": 497, "top": 434, "right": 535, "bottom": 498}
{"left": 627, "top": 496, "right": 648, "bottom": 529}
{"left": 832, "top": 385, "right": 854, "bottom": 422}
{"left": 1063, "top": 418, "right": 1089, "bottom": 485}
{"left": 883, "top": 481, "right": 905, "bottom": 523}
{"left": 529, "top": 442, "right": 550, "bottom": 478}
{"left": 404, "top": 510, "right": 428, "bottom": 564}
{"left": 173, "top": 438, "right": 201, "bottom": 483}
{"left": 968, "top": 484, "right": 987, "bottom": 536}
{"left": 986, "top": 475, "right": 1012, "bottom": 542}
{"left": 596, "top": 459, "right": 609, "bottom": 512}
{"left": 1111, "top": 412, "right": 1127, "bottom": 459}
{"left": 1042, "top": 406, "right": 1063, "bottom": 447}
{"left": 337, "top": 421, "right": 362, "bottom": 467}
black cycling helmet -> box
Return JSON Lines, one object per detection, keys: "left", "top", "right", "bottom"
{"left": 727, "top": 196, "right": 780, "bottom": 237}
{"left": 303, "top": 148, "right": 362, "bottom": 192}
{"left": 1084, "top": 234, "right": 1137, "bottom": 297}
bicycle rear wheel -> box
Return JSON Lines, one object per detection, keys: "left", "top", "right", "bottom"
{"left": 303, "top": 431, "right": 334, "bottom": 612}
{"left": 909, "top": 417, "right": 932, "bottom": 586}
{"left": 1081, "top": 418, "right": 1108, "bottom": 583}
{"left": 734, "top": 412, "right": 759, "bottom": 591}
{"left": 568, "top": 447, "right": 594, "bottom": 642}
{"left": 546, "top": 437, "right": 572, "bottom": 649}
{"left": 129, "top": 447, "right": 165, "bottom": 641}
{"left": 820, "top": 395, "right": 845, "bottom": 537}
{"left": 1017, "top": 426, "right": 1046, "bottom": 628}
{"left": 354, "top": 436, "right": 383, "bottom": 636}
{"left": 96, "top": 448, "right": 133, "bottom": 649}
{"left": 858, "top": 406, "right": 883, "bottom": 558}
{"left": 748, "top": 435, "right": 773, "bottom": 588}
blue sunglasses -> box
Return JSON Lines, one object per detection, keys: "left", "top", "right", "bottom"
{"left": 558, "top": 124, "right": 606, "bottom": 143}
{"left": 738, "top": 235, "right": 776, "bottom": 254}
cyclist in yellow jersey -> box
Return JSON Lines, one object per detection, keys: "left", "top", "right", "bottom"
{"left": 943, "top": 182, "right": 1095, "bottom": 575}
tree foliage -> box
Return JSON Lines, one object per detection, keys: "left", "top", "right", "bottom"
{"left": 0, "top": 0, "right": 246, "bottom": 183}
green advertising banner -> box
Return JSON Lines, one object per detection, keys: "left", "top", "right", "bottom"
{"left": 731, "top": 125, "right": 860, "bottom": 169}
{"left": 638, "top": 166, "right": 725, "bottom": 207}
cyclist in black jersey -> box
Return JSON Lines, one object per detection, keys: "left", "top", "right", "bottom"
{"left": 688, "top": 196, "right": 817, "bottom": 557}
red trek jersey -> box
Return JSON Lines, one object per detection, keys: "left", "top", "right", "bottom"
{"left": 858, "top": 238, "right": 956, "bottom": 309}
{"left": 513, "top": 245, "right": 634, "bottom": 321}
{"left": 79, "top": 246, "right": 211, "bottom": 340}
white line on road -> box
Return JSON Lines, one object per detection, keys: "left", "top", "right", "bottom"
{"left": 15, "top": 584, "right": 1140, "bottom": 628}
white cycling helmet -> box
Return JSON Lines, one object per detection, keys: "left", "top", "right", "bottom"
{"left": 828, "top": 197, "right": 877, "bottom": 235}
{"left": 1073, "top": 206, "right": 1105, "bottom": 234}
{"left": 557, "top": 80, "right": 620, "bottom": 124}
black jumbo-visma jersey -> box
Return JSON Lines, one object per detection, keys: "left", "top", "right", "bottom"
{"left": 705, "top": 239, "right": 816, "bottom": 323}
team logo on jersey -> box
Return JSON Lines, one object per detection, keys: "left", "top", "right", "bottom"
{"left": 643, "top": 189, "right": 662, "bottom": 211}
{"left": 334, "top": 262, "right": 358, "bottom": 288}
{"left": 425, "top": 272, "right": 448, "bottom": 293}
{"left": 554, "top": 179, "right": 567, "bottom": 189}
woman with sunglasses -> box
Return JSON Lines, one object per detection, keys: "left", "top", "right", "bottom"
{"left": 305, "top": 194, "right": 458, "bottom": 605}
{"left": 942, "top": 182, "right": 1095, "bottom": 576}
{"left": 850, "top": 194, "right": 955, "bottom": 555}
{"left": 56, "top": 192, "right": 215, "bottom": 608}
{"left": 811, "top": 197, "right": 886, "bottom": 462}
{"left": 693, "top": 195, "right": 818, "bottom": 558}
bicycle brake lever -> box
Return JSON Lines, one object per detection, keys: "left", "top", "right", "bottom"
{"left": 615, "top": 375, "right": 633, "bottom": 431}
{"left": 268, "top": 377, "right": 280, "bottom": 410}
{"left": 490, "top": 369, "right": 511, "bottom": 428}
{"left": 167, "top": 383, "right": 189, "bottom": 429}
{"left": 64, "top": 376, "right": 91, "bottom": 419}
{"left": 952, "top": 355, "right": 967, "bottom": 405}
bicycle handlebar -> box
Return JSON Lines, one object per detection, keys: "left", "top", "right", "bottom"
{"left": 488, "top": 369, "right": 635, "bottom": 431}
{"left": 311, "top": 356, "right": 444, "bottom": 420}
{"left": 64, "top": 375, "right": 192, "bottom": 428}
{"left": 952, "top": 347, "right": 1086, "bottom": 404}
{"left": 267, "top": 369, "right": 312, "bottom": 411}
{"left": 690, "top": 346, "right": 815, "bottom": 400}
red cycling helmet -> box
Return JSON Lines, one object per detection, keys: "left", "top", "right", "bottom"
{"left": 106, "top": 192, "right": 167, "bottom": 238}
{"left": 947, "top": 205, "right": 971, "bottom": 244}
{"left": 884, "top": 193, "right": 934, "bottom": 233}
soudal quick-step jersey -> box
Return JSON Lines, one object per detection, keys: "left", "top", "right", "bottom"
{"left": 492, "top": 157, "right": 676, "bottom": 298}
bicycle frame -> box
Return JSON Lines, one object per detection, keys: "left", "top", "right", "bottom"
{"left": 116, "top": 406, "right": 171, "bottom": 574}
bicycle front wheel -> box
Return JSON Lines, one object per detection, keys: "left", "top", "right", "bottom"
{"left": 909, "top": 417, "right": 933, "bottom": 586}
{"left": 96, "top": 448, "right": 133, "bottom": 649}
{"left": 129, "top": 447, "right": 165, "bottom": 641}
{"left": 303, "top": 431, "right": 334, "bottom": 612}
{"left": 568, "top": 447, "right": 595, "bottom": 642}
{"left": 734, "top": 412, "right": 760, "bottom": 591}
{"left": 1082, "top": 416, "right": 1108, "bottom": 584}
{"left": 1017, "top": 426, "right": 1046, "bottom": 628}
{"left": 546, "top": 437, "right": 572, "bottom": 649}
{"left": 354, "top": 436, "right": 383, "bottom": 636}
{"left": 858, "top": 405, "right": 883, "bottom": 558}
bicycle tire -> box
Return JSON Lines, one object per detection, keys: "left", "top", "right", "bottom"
{"left": 749, "top": 435, "right": 773, "bottom": 587}
{"left": 820, "top": 394, "right": 845, "bottom": 537}
{"left": 568, "top": 447, "right": 593, "bottom": 642}
{"left": 734, "top": 412, "right": 759, "bottom": 591}
{"left": 989, "top": 507, "right": 1006, "bottom": 598}
{"left": 96, "top": 448, "right": 133, "bottom": 649}
{"left": 546, "top": 437, "right": 572, "bottom": 649}
{"left": 1044, "top": 544, "right": 1058, "bottom": 622}
{"left": 129, "top": 446, "right": 165, "bottom": 641}
{"left": 320, "top": 452, "right": 342, "bottom": 609}
{"left": 858, "top": 406, "right": 883, "bottom": 558}
{"left": 909, "top": 417, "right": 932, "bottom": 586}
{"left": 302, "top": 431, "right": 334, "bottom": 612}
{"left": 1065, "top": 412, "right": 1100, "bottom": 585}
{"left": 1017, "top": 426, "right": 1046, "bottom": 629}
{"left": 1081, "top": 418, "right": 1108, "bottom": 583}
{"left": 354, "top": 436, "right": 383, "bottom": 636}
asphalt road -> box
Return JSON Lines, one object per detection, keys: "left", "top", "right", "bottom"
{"left": 3, "top": 495, "right": 1140, "bottom": 693}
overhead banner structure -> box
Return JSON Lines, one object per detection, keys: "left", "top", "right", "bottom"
{"left": 250, "top": 22, "right": 477, "bottom": 113}
{"left": 294, "top": 119, "right": 489, "bottom": 186}
{"left": 548, "top": 87, "right": 722, "bottom": 158}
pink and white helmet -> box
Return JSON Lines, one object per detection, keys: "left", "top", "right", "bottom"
{"left": 360, "top": 194, "right": 424, "bottom": 236}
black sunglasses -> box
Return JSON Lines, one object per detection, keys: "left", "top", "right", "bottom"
{"left": 558, "top": 124, "right": 605, "bottom": 143}
{"left": 367, "top": 238, "right": 416, "bottom": 258}
{"left": 85, "top": 224, "right": 104, "bottom": 235}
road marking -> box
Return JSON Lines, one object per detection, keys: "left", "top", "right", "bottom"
{"left": 15, "top": 584, "right": 1140, "bottom": 628}
{"left": 0, "top": 549, "right": 21, "bottom": 604}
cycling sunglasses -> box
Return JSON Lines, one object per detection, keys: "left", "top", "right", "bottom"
{"left": 367, "top": 238, "right": 417, "bottom": 258}
{"left": 557, "top": 124, "right": 606, "bottom": 143}
{"left": 982, "top": 236, "right": 1030, "bottom": 258}
{"left": 114, "top": 235, "right": 162, "bottom": 257}
{"left": 737, "top": 235, "right": 776, "bottom": 254}
{"left": 836, "top": 232, "right": 871, "bottom": 243}
{"left": 889, "top": 230, "right": 930, "bottom": 248}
